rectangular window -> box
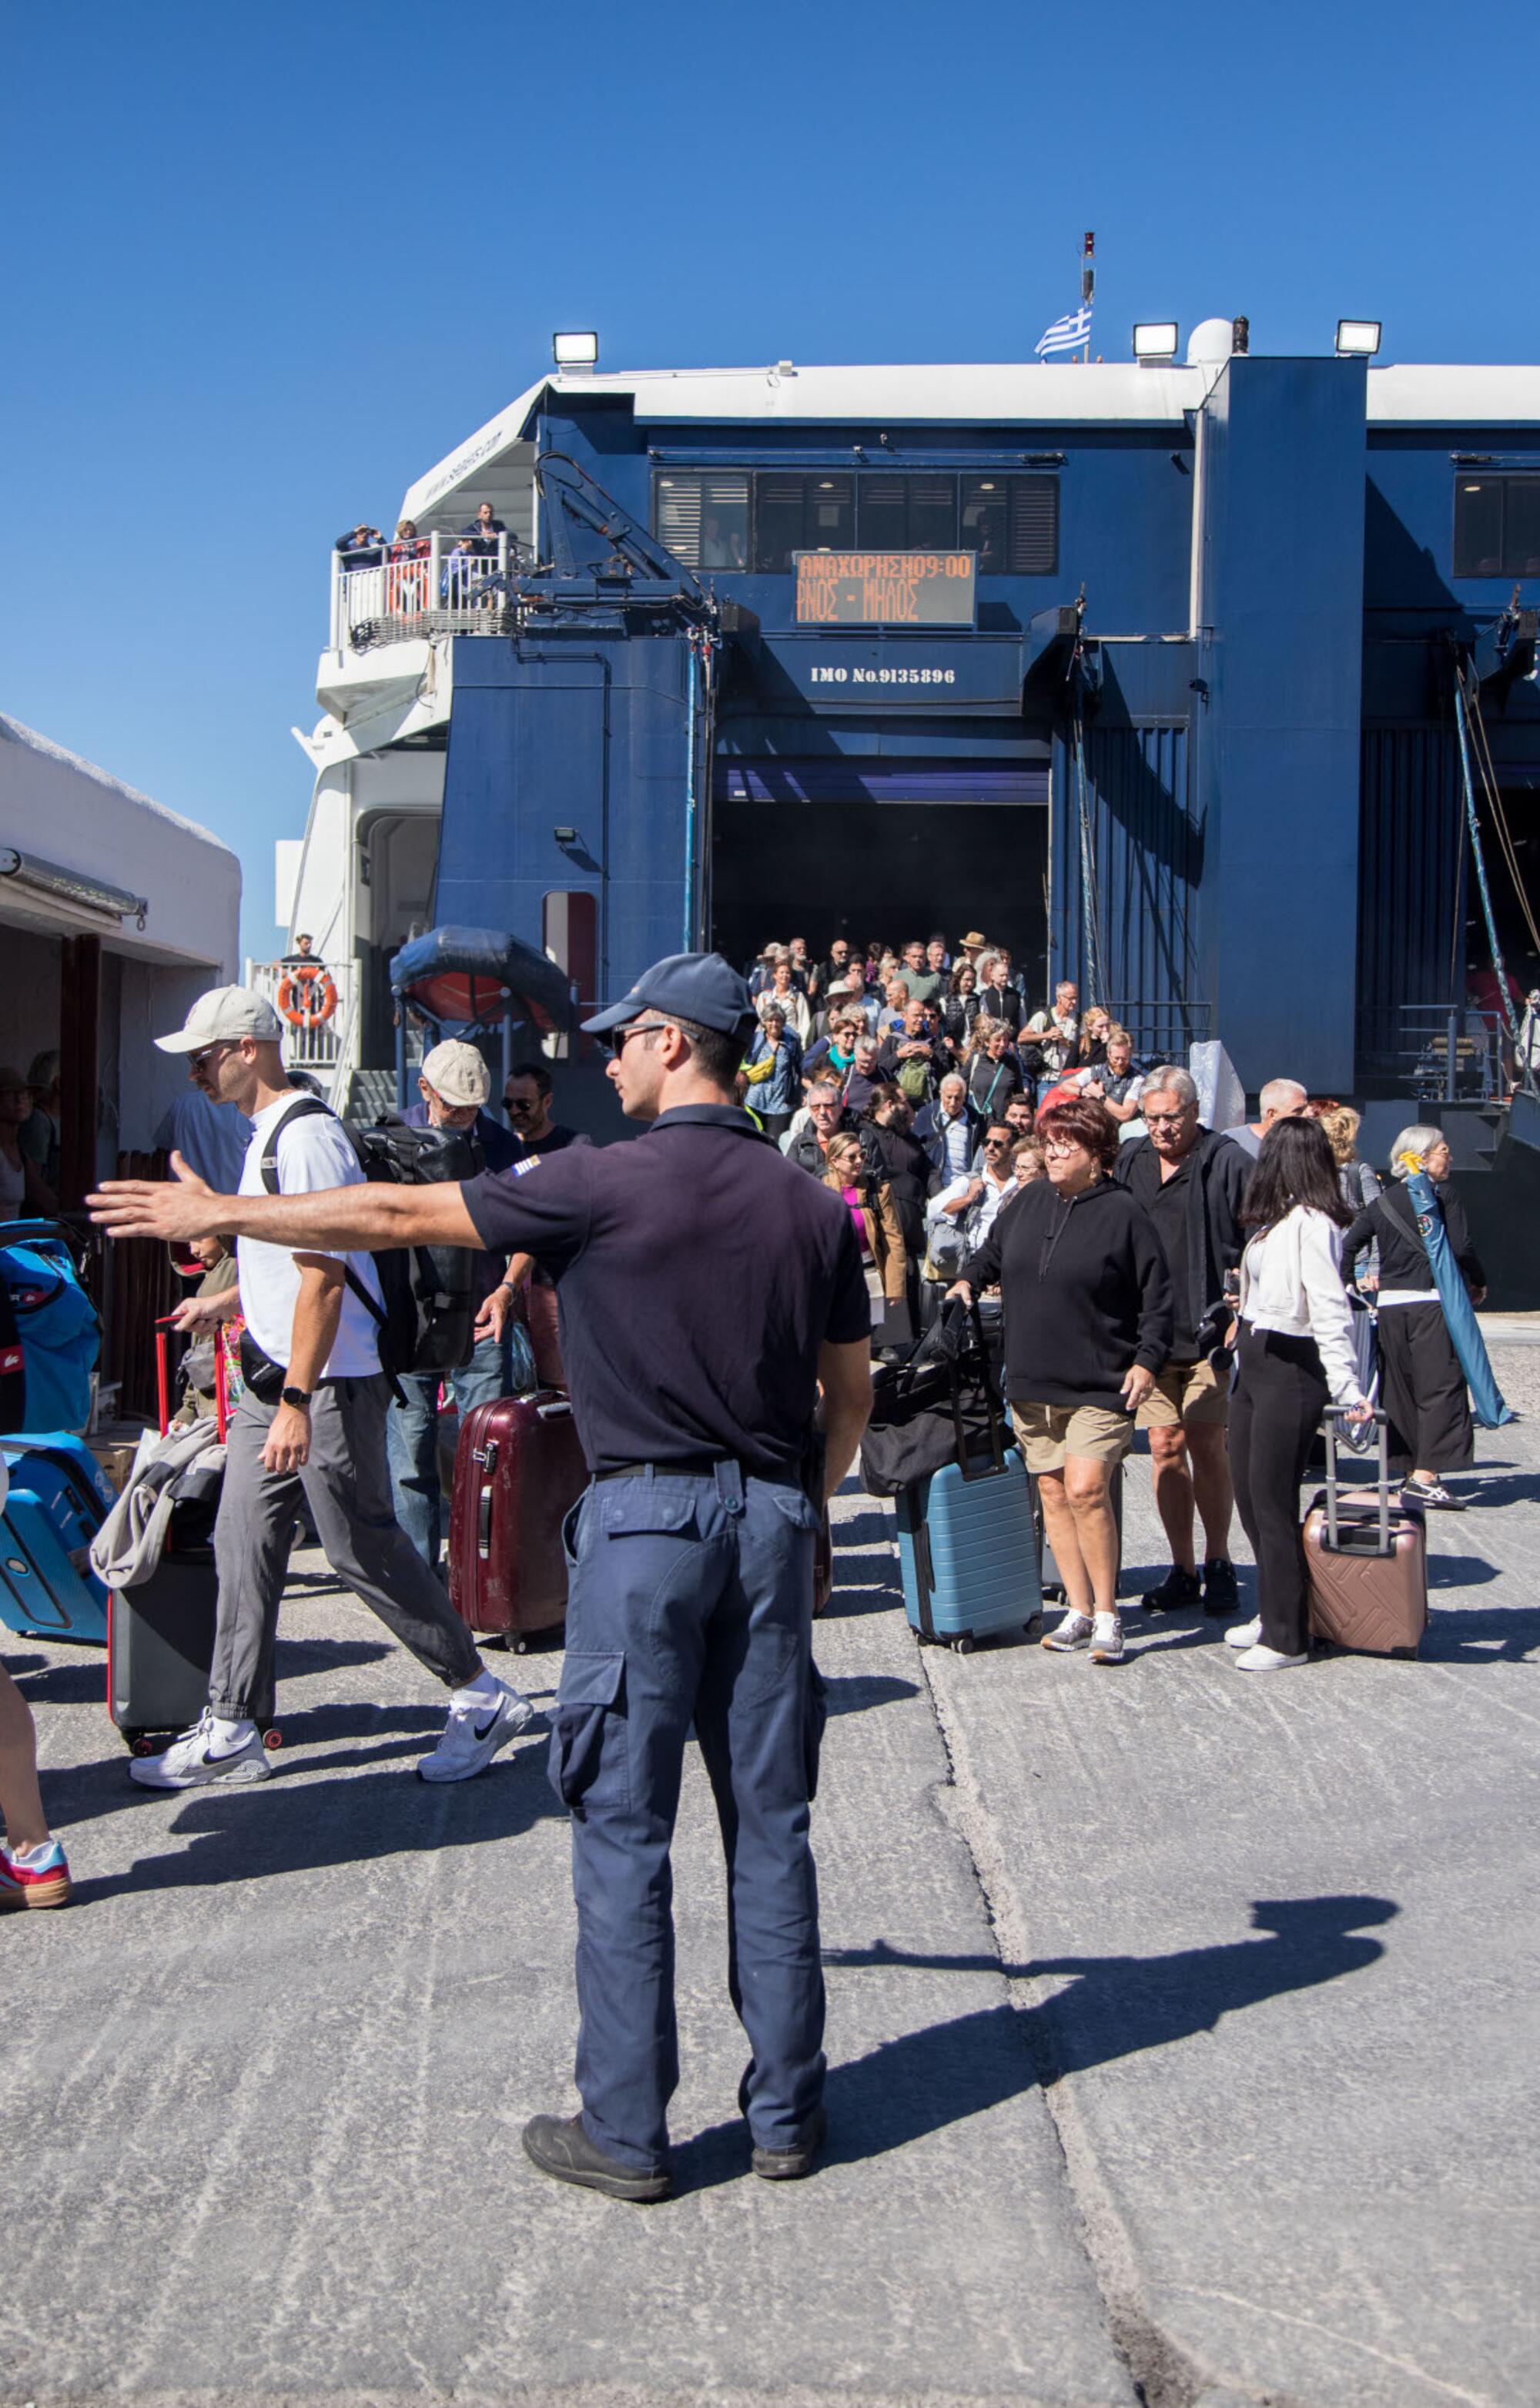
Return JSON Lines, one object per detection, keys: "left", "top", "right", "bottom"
{"left": 654, "top": 471, "right": 749, "bottom": 571}
{"left": 1453, "top": 474, "right": 1540, "bottom": 578}
{"left": 857, "top": 474, "right": 958, "bottom": 551}
{"left": 960, "top": 474, "right": 1058, "bottom": 574}
{"left": 753, "top": 473, "right": 854, "bottom": 571}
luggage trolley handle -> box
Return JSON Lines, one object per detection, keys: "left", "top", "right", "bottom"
{"left": 1322, "top": 1405, "right": 1390, "bottom": 1555}
{"left": 155, "top": 1315, "right": 230, "bottom": 1444}
{"left": 942, "top": 1298, "right": 1008, "bottom": 1484}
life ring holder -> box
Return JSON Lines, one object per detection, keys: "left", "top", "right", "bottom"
{"left": 276, "top": 965, "right": 338, "bottom": 1029}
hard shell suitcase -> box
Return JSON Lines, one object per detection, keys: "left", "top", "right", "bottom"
{"left": 892, "top": 1301, "right": 1040, "bottom": 1652}
{"left": 896, "top": 1452, "right": 1040, "bottom": 1652}
{"left": 0, "top": 1431, "right": 114, "bottom": 1643}
{"left": 1304, "top": 1409, "right": 1427, "bottom": 1659}
{"left": 106, "top": 1323, "right": 280, "bottom": 1753}
{"left": 447, "top": 1391, "right": 588, "bottom": 1649}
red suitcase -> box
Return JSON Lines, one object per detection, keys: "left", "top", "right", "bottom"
{"left": 447, "top": 1392, "right": 588, "bottom": 1650}
{"left": 1304, "top": 1410, "right": 1427, "bottom": 1659}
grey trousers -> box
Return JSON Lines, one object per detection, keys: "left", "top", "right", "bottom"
{"left": 209, "top": 1375, "right": 483, "bottom": 1721}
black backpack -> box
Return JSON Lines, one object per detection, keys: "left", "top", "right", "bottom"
{"left": 257, "top": 1098, "right": 484, "bottom": 1390}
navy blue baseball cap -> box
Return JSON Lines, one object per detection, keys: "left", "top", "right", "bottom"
{"left": 581, "top": 951, "right": 756, "bottom": 1041}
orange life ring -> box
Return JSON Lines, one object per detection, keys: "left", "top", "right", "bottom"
{"left": 276, "top": 965, "right": 338, "bottom": 1029}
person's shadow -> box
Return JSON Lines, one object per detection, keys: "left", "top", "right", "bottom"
{"left": 675, "top": 1895, "right": 1397, "bottom": 2189}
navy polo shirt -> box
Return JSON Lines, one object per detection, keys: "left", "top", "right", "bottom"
{"left": 460, "top": 1102, "right": 870, "bottom": 1475}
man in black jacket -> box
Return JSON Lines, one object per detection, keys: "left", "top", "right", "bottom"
{"left": 785, "top": 1081, "right": 853, "bottom": 1175}
{"left": 1113, "top": 1066, "right": 1250, "bottom": 1616}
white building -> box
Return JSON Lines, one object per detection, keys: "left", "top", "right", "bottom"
{"left": 0, "top": 712, "right": 241, "bottom": 1193}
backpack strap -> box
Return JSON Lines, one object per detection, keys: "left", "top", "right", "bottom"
{"left": 257, "top": 1095, "right": 397, "bottom": 1371}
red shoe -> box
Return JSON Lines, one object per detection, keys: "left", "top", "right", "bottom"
{"left": 0, "top": 1840, "right": 72, "bottom": 1910}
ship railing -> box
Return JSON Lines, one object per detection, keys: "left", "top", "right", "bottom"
{"left": 245, "top": 957, "right": 360, "bottom": 1077}
{"left": 329, "top": 531, "right": 513, "bottom": 651}
{"left": 1103, "top": 999, "right": 1214, "bottom": 1060}
{"left": 1400, "top": 1003, "right": 1537, "bottom": 1108}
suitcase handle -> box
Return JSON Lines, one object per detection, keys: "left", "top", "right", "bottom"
{"left": 535, "top": 1399, "right": 573, "bottom": 1421}
{"left": 1323, "top": 1405, "right": 1391, "bottom": 1555}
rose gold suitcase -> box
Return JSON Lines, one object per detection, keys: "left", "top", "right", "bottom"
{"left": 1304, "top": 1411, "right": 1427, "bottom": 1659}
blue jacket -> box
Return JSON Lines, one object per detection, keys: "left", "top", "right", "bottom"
{"left": 913, "top": 1097, "right": 985, "bottom": 1181}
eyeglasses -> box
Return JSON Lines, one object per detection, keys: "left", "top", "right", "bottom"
{"left": 608, "top": 1021, "right": 671, "bottom": 1057}
{"left": 504, "top": 1093, "right": 537, "bottom": 1113}
{"left": 983, "top": 1137, "right": 1009, "bottom": 1149}
{"left": 187, "top": 1042, "right": 234, "bottom": 1074}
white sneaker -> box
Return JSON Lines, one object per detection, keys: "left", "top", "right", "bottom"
{"left": 1090, "top": 1613, "right": 1125, "bottom": 1665}
{"left": 1224, "top": 1615, "right": 1263, "bottom": 1650}
{"left": 1041, "top": 1610, "right": 1093, "bottom": 1653}
{"left": 417, "top": 1683, "right": 534, "bottom": 1783}
{"left": 1234, "top": 1643, "right": 1310, "bottom": 1672}
{"left": 129, "top": 1710, "right": 271, "bottom": 1790}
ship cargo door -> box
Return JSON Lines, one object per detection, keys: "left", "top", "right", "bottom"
{"left": 711, "top": 761, "right": 1048, "bottom": 984}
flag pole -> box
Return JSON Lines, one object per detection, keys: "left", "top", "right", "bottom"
{"left": 1081, "top": 229, "right": 1095, "bottom": 363}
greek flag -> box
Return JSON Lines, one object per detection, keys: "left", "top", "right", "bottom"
{"left": 1035, "top": 303, "right": 1093, "bottom": 359}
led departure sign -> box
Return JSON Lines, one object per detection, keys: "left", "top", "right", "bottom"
{"left": 794, "top": 551, "right": 977, "bottom": 628}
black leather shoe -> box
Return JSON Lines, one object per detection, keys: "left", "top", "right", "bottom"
{"left": 521, "top": 2113, "right": 670, "bottom": 2203}
{"left": 752, "top": 2105, "right": 827, "bottom": 2182}
{"left": 1202, "top": 1557, "right": 1240, "bottom": 1615}
{"left": 1140, "top": 1565, "right": 1204, "bottom": 1614}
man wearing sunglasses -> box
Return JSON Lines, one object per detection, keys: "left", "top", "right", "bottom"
{"left": 90, "top": 953, "right": 872, "bottom": 2205}
{"left": 109, "top": 986, "right": 531, "bottom": 1794}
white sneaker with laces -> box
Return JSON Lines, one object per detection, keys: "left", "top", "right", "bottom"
{"left": 1225, "top": 1615, "right": 1263, "bottom": 1650}
{"left": 1041, "top": 1610, "right": 1093, "bottom": 1653}
{"left": 417, "top": 1683, "right": 534, "bottom": 1783}
{"left": 129, "top": 1710, "right": 271, "bottom": 1790}
{"left": 1090, "top": 1612, "right": 1125, "bottom": 1665}
{"left": 1234, "top": 1642, "right": 1310, "bottom": 1672}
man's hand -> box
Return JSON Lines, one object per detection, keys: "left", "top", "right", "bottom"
{"left": 1121, "top": 1362, "right": 1156, "bottom": 1412}
{"left": 263, "top": 1402, "right": 310, "bottom": 1474}
{"left": 169, "top": 1291, "right": 234, "bottom": 1335}
{"left": 473, "top": 1284, "right": 513, "bottom": 1345}
{"left": 944, "top": 1279, "right": 975, "bottom": 1306}
{"left": 89, "top": 1151, "right": 227, "bottom": 1245}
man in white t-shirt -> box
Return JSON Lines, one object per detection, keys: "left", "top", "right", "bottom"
{"left": 925, "top": 1121, "right": 1019, "bottom": 1277}
{"left": 125, "top": 986, "right": 531, "bottom": 1791}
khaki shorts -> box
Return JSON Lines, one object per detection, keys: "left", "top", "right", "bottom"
{"left": 1136, "top": 1355, "right": 1230, "bottom": 1432}
{"left": 1010, "top": 1401, "right": 1133, "bottom": 1476}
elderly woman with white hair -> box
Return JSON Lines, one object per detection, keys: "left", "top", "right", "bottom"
{"left": 1341, "top": 1126, "right": 1487, "bottom": 1509}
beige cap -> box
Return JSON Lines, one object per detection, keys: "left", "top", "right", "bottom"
{"left": 155, "top": 985, "right": 285, "bottom": 1053}
{"left": 420, "top": 1040, "right": 490, "bottom": 1107}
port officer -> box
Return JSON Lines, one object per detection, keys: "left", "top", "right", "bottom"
{"left": 88, "top": 953, "right": 874, "bottom": 2202}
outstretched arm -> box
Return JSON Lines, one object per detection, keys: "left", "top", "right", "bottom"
{"left": 89, "top": 1150, "right": 479, "bottom": 1252}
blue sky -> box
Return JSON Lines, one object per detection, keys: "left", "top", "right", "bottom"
{"left": 4, "top": 0, "right": 1536, "bottom": 959}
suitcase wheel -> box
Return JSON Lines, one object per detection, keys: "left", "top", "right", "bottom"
{"left": 122, "top": 1730, "right": 155, "bottom": 1756}
{"left": 263, "top": 1727, "right": 283, "bottom": 1750}
{"left": 511, "top": 1635, "right": 531, "bottom": 1656}
{"left": 952, "top": 1633, "right": 976, "bottom": 1655}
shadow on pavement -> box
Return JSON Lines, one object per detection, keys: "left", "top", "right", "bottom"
{"left": 822, "top": 1672, "right": 920, "bottom": 1716}
{"left": 675, "top": 1898, "right": 1398, "bottom": 2190}
{"left": 1424, "top": 1603, "right": 1540, "bottom": 1662}
{"left": 67, "top": 1747, "right": 562, "bottom": 1901}
{"left": 1462, "top": 1472, "right": 1540, "bottom": 1508}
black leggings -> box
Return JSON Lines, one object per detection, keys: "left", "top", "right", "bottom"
{"left": 1228, "top": 1325, "right": 1327, "bottom": 1656}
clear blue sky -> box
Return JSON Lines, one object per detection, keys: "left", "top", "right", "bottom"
{"left": 4, "top": 0, "right": 1535, "bottom": 960}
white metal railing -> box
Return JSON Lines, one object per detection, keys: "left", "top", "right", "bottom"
{"left": 246, "top": 956, "right": 360, "bottom": 1077}
{"left": 329, "top": 531, "right": 512, "bottom": 651}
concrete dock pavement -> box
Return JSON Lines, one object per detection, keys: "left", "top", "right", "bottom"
{"left": 2, "top": 1344, "right": 1538, "bottom": 2406}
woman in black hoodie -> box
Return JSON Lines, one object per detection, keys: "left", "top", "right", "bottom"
{"left": 950, "top": 1096, "right": 1172, "bottom": 1665}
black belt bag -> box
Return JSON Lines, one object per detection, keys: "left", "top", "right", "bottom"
{"left": 238, "top": 1330, "right": 289, "bottom": 1405}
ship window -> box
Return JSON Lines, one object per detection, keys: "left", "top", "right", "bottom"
{"left": 753, "top": 474, "right": 855, "bottom": 571}
{"left": 654, "top": 472, "right": 749, "bottom": 571}
{"left": 960, "top": 474, "right": 1059, "bottom": 574}
{"left": 1453, "top": 473, "right": 1540, "bottom": 578}
{"left": 857, "top": 474, "right": 959, "bottom": 551}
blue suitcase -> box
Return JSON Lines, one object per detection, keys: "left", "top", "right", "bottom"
{"left": 896, "top": 1450, "right": 1040, "bottom": 1652}
{"left": 0, "top": 1431, "right": 114, "bottom": 1644}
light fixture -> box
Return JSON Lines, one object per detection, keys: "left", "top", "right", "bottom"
{"left": 1132, "top": 322, "right": 1180, "bottom": 362}
{"left": 1335, "top": 320, "right": 1381, "bottom": 357}
{"left": 552, "top": 330, "right": 599, "bottom": 368}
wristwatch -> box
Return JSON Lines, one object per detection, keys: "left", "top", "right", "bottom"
{"left": 281, "top": 1385, "right": 313, "bottom": 1411}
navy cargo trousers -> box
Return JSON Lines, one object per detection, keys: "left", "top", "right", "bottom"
{"left": 550, "top": 1461, "right": 829, "bottom": 2174}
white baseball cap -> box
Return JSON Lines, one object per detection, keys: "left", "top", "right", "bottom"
{"left": 155, "top": 986, "right": 285, "bottom": 1054}
{"left": 420, "top": 1040, "right": 490, "bottom": 1107}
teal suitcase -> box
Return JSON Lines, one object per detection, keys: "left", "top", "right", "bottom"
{"left": 896, "top": 1449, "right": 1040, "bottom": 1652}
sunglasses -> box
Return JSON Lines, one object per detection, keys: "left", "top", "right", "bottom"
{"left": 187, "top": 1042, "right": 234, "bottom": 1073}
{"left": 608, "top": 1021, "right": 671, "bottom": 1057}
